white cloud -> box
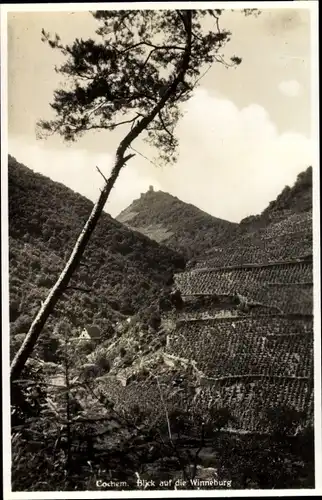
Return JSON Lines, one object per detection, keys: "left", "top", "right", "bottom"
{"left": 8, "top": 88, "right": 313, "bottom": 223}
{"left": 8, "top": 138, "right": 161, "bottom": 217}
{"left": 278, "top": 79, "right": 302, "bottom": 97}
{"left": 166, "top": 88, "right": 312, "bottom": 221}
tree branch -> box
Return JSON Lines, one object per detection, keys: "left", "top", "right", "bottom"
{"left": 120, "top": 41, "right": 185, "bottom": 55}
{"left": 120, "top": 152, "right": 135, "bottom": 165}
{"left": 10, "top": 10, "right": 192, "bottom": 381}
{"left": 193, "top": 64, "right": 212, "bottom": 87}
{"left": 95, "top": 165, "right": 108, "bottom": 183}
{"left": 139, "top": 47, "right": 158, "bottom": 71}
{"left": 155, "top": 376, "right": 173, "bottom": 443}
{"left": 114, "top": 10, "right": 192, "bottom": 162}
{"left": 129, "top": 145, "right": 160, "bottom": 169}
{"left": 214, "top": 54, "right": 237, "bottom": 68}
{"left": 158, "top": 111, "right": 175, "bottom": 142}
{"left": 69, "top": 115, "right": 141, "bottom": 135}
{"left": 86, "top": 100, "right": 107, "bottom": 119}
{"left": 154, "top": 375, "right": 191, "bottom": 483}
{"left": 208, "top": 10, "right": 221, "bottom": 34}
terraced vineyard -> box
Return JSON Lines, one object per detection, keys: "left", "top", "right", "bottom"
{"left": 176, "top": 261, "right": 312, "bottom": 294}
{"left": 193, "top": 377, "right": 313, "bottom": 434}
{"left": 97, "top": 257, "right": 313, "bottom": 438}
{"left": 174, "top": 261, "right": 312, "bottom": 315}
{"left": 195, "top": 244, "right": 311, "bottom": 268}
{"left": 195, "top": 210, "right": 312, "bottom": 268}
{"left": 95, "top": 168, "right": 314, "bottom": 442}
{"left": 168, "top": 316, "right": 313, "bottom": 378}
{"left": 164, "top": 255, "right": 314, "bottom": 435}
{"left": 75, "top": 166, "right": 315, "bottom": 486}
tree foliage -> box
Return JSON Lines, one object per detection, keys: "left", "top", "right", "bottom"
{"left": 11, "top": 8, "right": 246, "bottom": 381}
{"left": 38, "top": 9, "right": 241, "bottom": 164}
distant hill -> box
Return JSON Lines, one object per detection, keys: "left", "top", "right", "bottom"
{"left": 10, "top": 157, "right": 314, "bottom": 490}
{"left": 9, "top": 158, "right": 312, "bottom": 349}
{"left": 116, "top": 188, "right": 238, "bottom": 260}
{"left": 93, "top": 166, "right": 313, "bottom": 477}
{"left": 195, "top": 166, "right": 313, "bottom": 267}
{"left": 116, "top": 168, "right": 312, "bottom": 266}
{"left": 240, "top": 166, "right": 312, "bottom": 228}
{"left": 8, "top": 155, "right": 186, "bottom": 352}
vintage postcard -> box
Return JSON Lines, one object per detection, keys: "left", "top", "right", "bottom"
{"left": 1, "top": 1, "right": 320, "bottom": 498}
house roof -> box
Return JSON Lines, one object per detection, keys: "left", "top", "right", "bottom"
{"left": 82, "top": 325, "right": 101, "bottom": 338}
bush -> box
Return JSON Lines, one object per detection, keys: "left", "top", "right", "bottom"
{"left": 122, "top": 353, "right": 133, "bottom": 367}
{"left": 266, "top": 406, "right": 305, "bottom": 438}
{"left": 87, "top": 348, "right": 111, "bottom": 374}
{"left": 12, "top": 314, "right": 31, "bottom": 334}
{"left": 10, "top": 300, "right": 20, "bottom": 322}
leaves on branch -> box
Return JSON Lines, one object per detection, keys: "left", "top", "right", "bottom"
{"left": 37, "top": 9, "right": 241, "bottom": 165}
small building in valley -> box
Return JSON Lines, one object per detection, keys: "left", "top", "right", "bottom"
{"left": 78, "top": 325, "right": 101, "bottom": 341}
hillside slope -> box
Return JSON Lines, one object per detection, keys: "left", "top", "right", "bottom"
{"left": 116, "top": 167, "right": 312, "bottom": 264}
{"left": 87, "top": 168, "right": 313, "bottom": 486}
{"left": 195, "top": 166, "right": 313, "bottom": 267}
{"left": 102, "top": 166, "right": 314, "bottom": 435}
{"left": 10, "top": 160, "right": 314, "bottom": 490}
{"left": 8, "top": 155, "right": 185, "bottom": 353}
{"left": 116, "top": 188, "right": 238, "bottom": 260}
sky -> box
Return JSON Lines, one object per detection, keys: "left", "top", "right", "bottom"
{"left": 7, "top": 4, "right": 316, "bottom": 222}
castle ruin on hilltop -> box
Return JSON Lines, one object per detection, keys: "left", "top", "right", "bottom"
{"left": 102, "top": 205, "right": 314, "bottom": 437}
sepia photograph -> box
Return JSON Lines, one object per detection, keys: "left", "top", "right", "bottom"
{"left": 1, "top": 1, "right": 320, "bottom": 497}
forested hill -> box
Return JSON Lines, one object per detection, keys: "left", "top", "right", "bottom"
{"left": 8, "top": 155, "right": 186, "bottom": 345}
{"left": 116, "top": 189, "right": 238, "bottom": 260}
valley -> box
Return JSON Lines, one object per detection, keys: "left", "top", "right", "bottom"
{"left": 8, "top": 157, "right": 314, "bottom": 490}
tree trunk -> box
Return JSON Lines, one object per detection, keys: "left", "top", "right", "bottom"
{"left": 10, "top": 10, "right": 192, "bottom": 382}
{"left": 10, "top": 152, "right": 133, "bottom": 381}
{"left": 65, "top": 339, "right": 71, "bottom": 476}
